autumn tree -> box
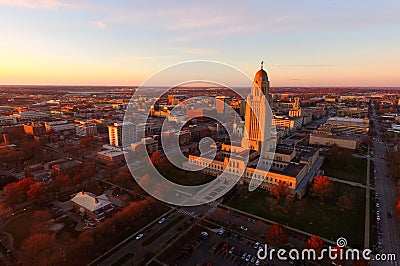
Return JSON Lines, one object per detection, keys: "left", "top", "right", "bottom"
{"left": 310, "top": 175, "right": 334, "bottom": 204}
{"left": 304, "top": 236, "right": 325, "bottom": 256}
{"left": 266, "top": 223, "right": 289, "bottom": 247}
{"left": 336, "top": 194, "right": 355, "bottom": 211}
{"left": 3, "top": 177, "right": 37, "bottom": 204}
{"left": 150, "top": 151, "right": 164, "bottom": 166}
{"left": 270, "top": 181, "right": 290, "bottom": 206}
{"left": 19, "top": 233, "right": 58, "bottom": 265}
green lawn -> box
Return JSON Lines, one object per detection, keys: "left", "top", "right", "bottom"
{"left": 229, "top": 182, "right": 366, "bottom": 248}
{"left": 322, "top": 154, "right": 367, "bottom": 184}
{"left": 134, "top": 160, "right": 216, "bottom": 186}
{"left": 3, "top": 212, "right": 34, "bottom": 248}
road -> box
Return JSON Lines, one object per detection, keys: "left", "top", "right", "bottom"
{"left": 370, "top": 107, "right": 400, "bottom": 266}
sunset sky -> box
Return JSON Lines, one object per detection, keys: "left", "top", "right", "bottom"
{"left": 0, "top": 0, "right": 399, "bottom": 86}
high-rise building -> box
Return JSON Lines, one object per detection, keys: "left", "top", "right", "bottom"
{"left": 108, "top": 122, "right": 136, "bottom": 147}
{"left": 76, "top": 121, "right": 97, "bottom": 137}
{"left": 241, "top": 62, "right": 273, "bottom": 151}
{"left": 215, "top": 96, "right": 231, "bottom": 114}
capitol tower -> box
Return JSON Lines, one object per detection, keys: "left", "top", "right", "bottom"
{"left": 241, "top": 62, "right": 274, "bottom": 152}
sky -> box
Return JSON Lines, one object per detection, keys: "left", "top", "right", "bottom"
{"left": 0, "top": 0, "right": 399, "bottom": 87}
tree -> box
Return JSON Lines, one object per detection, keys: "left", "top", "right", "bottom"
{"left": 150, "top": 151, "right": 164, "bottom": 166}
{"left": 304, "top": 236, "right": 325, "bottom": 256}
{"left": 270, "top": 182, "right": 290, "bottom": 206}
{"left": 266, "top": 223, "right": 289, "bottom": 247}
{"left": 53, "top": 175, "right": 73, "bottom": 191}
{"left": 396, "top": 199, "right": 400, "bottom": 222}
{"left": 3, "top": 178, "right": 37, "bottom": 204}
{"left": 27, "top": 182, "right": 46, "bottom": 201}
{"left": 310, "top": 175, "right": 334, "bottom": 204}
{"left": 19, "top": 233, "right": 58, "bottom": 265}
{"left": 337, "top": 194, "right": 354, "bottom": 211}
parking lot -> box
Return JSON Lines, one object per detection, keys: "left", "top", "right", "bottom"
{"left": 183, "top": 227, "right": 295, "bottom": 266}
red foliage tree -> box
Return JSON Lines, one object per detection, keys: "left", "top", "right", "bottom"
{"left": 19, "top": 233, "right": 58, "bottom": 265}
{"left": 270, "top": 181, "right": 290, "bottom": 205}
{"left": 3, "top": 177, "right": 37, "bottom": 204}
{"left": 149, "top": 151, "right": 164, "bottom": 166}
{"left": 27, "top": 182, "right": 46, "bottom": 201}
{"left": 310, "top": 175, "right": 334, "bottom": 203}
{"left": 266, "top": 223, "right": 289, "bottom": 247}
{"left": 304, "top": 235, "right": 325, "bottom": 256}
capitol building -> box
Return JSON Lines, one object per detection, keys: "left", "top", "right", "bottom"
{"left": 188, "top": 64, "right": 323, "bottom": 199}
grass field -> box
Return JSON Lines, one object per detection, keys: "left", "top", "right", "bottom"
{"left": 134, "top": 160, "right": 216, "bottom": 186}
{"left": 3, "top": 212, "right": 34, "bottom": 249}
{"left": 322, "top": 154, "right": 367, "bottom": 184}
{"left": 229, "top": 182, "right": 366, "bottom": 248}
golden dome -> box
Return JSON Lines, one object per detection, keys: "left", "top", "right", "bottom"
{"left": 254, "top": 60, "right": 268, "bottom": 81}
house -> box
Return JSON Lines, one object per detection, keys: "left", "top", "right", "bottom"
{"left": 70, "top": 191, "right": 114, "bottom": 221}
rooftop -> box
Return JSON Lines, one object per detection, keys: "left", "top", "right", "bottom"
{"left": 71, "top": 192, "right": 112, "bottom": 212}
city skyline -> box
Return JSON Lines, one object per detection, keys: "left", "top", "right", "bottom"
{"left": 1, "top": 0, "right": 400, "bottom": 86}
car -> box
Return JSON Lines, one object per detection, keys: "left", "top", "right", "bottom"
{"left": 377, "top": 242, "right": 383, "bottom": 249}
{"left": 229, "top": 246, "right": 235, "bottom": 254}
{"left": 246, "top": 254, "right": 251, "bottom": 261}
{"left": 376, "top": 203, "right": 380, "bottom": 208}
{"left": 254, "top": 242, "right": 260, "bottom": 249}
{"left": 221, "top": 243, "right": 229, "bottom": 251}
{"left": 218, "top": 229, "right": 225, "bottom": 235}
{"left": 377, "top": 233, "right": 382, "bottom": 238}
{"left": 242, "top": 252, "right": 247, "bottom": 260}
{"left": 136, "top": 233, "right": 144, "bottom": 240}
{"left": 240, "top": 225, "right": 248, "bottom": 231}
{"left": 255, "top": 259, "right": 261, "bottom": 265}
{"left": 375, "top": 192, "right": 379, "bottom": 197}
{"left": 201, "top": 231, "right": 209, "bottom": 237}
{"left": 387, "top": 212, "right": 392, "bottom": 218}
{"left": 158, "top": 217, "right": 166, "bottom": 224}
{"left": 251, "top": 256, "right": 256, "bottom": 263}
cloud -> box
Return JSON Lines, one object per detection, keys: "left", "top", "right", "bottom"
{"left": 272, "top": 64, "right": 335, "bottom": 68}
{"left": 116, "top": 55, "right": 176, "bottom": 62}
{"left": 90, "top": 21, "right": 107, "bottom": 29}
{"left": 184, "top": 49, "right": 218, "bottom": 55}
{"left": 0, "top": 0, "right": 86, "bottom": 9}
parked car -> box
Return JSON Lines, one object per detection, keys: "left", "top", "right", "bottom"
{"left": 158, "top": 217, "right": 166, "bottom": 224}
{"left": 229, "top": 246, "right": 235, "bottom": 254}
{"left": 240, "top": 225, "right": 248, "bottom": 231}
{"left": 246, "top": 254, "right": 251, "bottom": 261}
{"left": 254, "top": 242, "right": 260, "bottom": 249}
{"left": 201, "top": 231, "right": 209, "bottom": 237}
{"left": 136, "top": 233, "right": 144, "bottom": 240}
